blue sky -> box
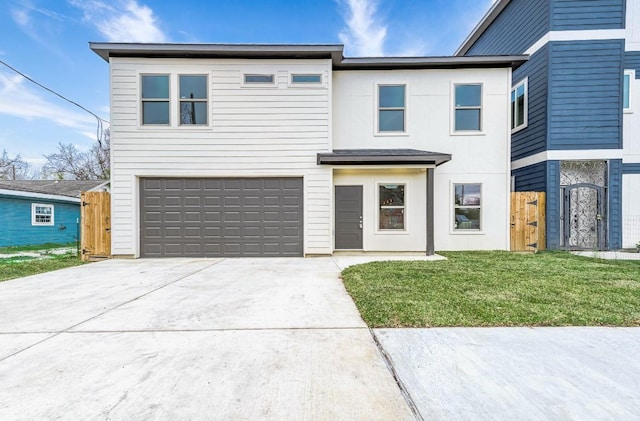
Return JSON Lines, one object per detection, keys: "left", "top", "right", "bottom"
{"left": 0, "top": 0, "right": 494, "bottom": 170}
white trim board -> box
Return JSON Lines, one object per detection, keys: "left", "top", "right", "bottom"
{"left": 512, "top": 149, "right": 624, "bottom": 170}
{"left": 525, "top": 29, "right": 627, "bottom": 56}
{"left": 0, "top": 189, "right": 80, "bottom": 203}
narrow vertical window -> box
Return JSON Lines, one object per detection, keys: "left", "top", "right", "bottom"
{"left": 378, "top": 85, "right": 406, "bottom": 132}
{"left": 141, "top": 75, "right": 170, "bottom": 125}
{"left": 511, "top": 79, "right": 528, "bottom": 131}
{"left": 379, "top": 184, "right": 405, "bottom": 230}
{"left": 453, "top": 184, "right": 481, "bottom": 230}
{"left": 454, "top": 84, "right": 482, "bottom": 131}
{"left": 179, "top": 75, "right": 208, "bottom": 125}
{"left": 623, "top": 71, "right": 634, "bottom": 112}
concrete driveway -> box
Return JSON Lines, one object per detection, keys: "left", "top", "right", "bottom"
{"left": 0, "top": 257, "right": 415, "bottom": 420}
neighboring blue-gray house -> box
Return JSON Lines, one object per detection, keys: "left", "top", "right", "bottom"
{"left": 0, "top": 180, "right": 107, "bottom": 247}
{"left": 457, "top": 0, "right": 640, "bottom": 250}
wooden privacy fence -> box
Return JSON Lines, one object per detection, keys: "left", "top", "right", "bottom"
{"left": 80, "top": 191, "right": 111, "bottom": 261}
{"left": 510, "top": 192, "right": 546, "bottom": 252}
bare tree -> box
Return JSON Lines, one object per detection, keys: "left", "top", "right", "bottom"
{"left": 43, "top": 129, "right": 110, "bottom": 180}
{"left": 0, "top": 150, "right": 36, "bottom": 180}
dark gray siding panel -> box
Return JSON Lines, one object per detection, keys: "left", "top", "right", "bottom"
{"left": 546, "top": 161, "right": 561, "bottom": 249}
{"left": 551, "top": 0, "right": 625, "bottom": 30}
{"left": 512, "top": 162, "right": 547, "bottom": 191}
{"left": 622, "top": 163, "right": 640, "bottom": 173}
{"left": 624, "top": 52, "right": 640, "bottom": 77}
{"left": 608, "top": 159, "right": 623, "bottom": 249}
{"left": 548, "top": 40, "right": 624, "bottom": 150}
{"left": 512, "top": 45, "right": 549, "bottom": 160}
{"left": 466, "top": 0, "right": 549, "bottom": 55}
{"left": 140, "top": 177, "right": 303, "bottom": 257}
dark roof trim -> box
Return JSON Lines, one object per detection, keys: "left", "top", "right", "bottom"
{"left": 90, "top": 42, "right": 527, "bottom": 71}
{"left": 455, "top": 0, "right": 512, "bottom": 56}
{"left": 336, "top": 55, "right": 527, "bottom": 70}
{"left": 90, "top": 42, "right": 344, "bottom": 63}
{"left": 317, "top": 149, "right": 452, "bottom": 166}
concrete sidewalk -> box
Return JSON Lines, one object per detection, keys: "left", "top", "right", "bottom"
{"left": 0, "top": 257, "right": 414, "bottom": 420}
{"left": 375, "top": 327, "right": 640, "bottom": 420}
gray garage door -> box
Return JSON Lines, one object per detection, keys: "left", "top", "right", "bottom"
{"left": 140, "top": 178, "right": 303, "bottom": 257}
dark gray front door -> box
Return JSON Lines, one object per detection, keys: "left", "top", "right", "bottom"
{"left": 562, "top": 183, "right": 606, "bottom": 250}
{"left": 140, "top": 177, "right": 303, "bottom": 257}
{"left": 335, "top": 185, "right": 363, "bottom": 249}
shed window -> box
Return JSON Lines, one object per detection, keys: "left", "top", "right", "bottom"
{"left": 141, "top": 75, "right": 170, "bottom": 125}
{"left": 454, "top": 184, "right": 481, "bottom": 230}
{"left": 454, "top": 84, "right": 482, "bottom": 131}
{"left": 378, "top": 85, "right": 406, "bottom": 132}
{"left": 32, "top": 203, "right": 54, "bottom": 226}
{"left": 379, "top": 184, "right": 405, "bottom": 230}
{"left": 179, "top": 75, "right": 208, "bottom": 125}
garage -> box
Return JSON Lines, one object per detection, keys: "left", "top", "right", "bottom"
{"left": 140, "top": 177, "right": 303, "bottom": 257}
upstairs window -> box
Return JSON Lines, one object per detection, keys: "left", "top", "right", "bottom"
{"left": 244, "top": 74, "right": 274, "bottom": 84}
{"left": 624, "top": 70, "right": 634, "bottom": 112}
{"left": 511, "top": 79, "right": 528, "bottom": 131}
{"left": 179, "top": 75, "right": 208, "bottom": 125}
{"left": 141, "top": 75, "right": 170, "bottom": 125}
{"left": 453, "top": 183, "right": 481, "bottom": 230}
{"left": 32, "top": 203, "right": 54, "bottom": 226}
{"left": 378, "top": 85, "right": 406, "bottom": 133}
{"left": 379, "top": 184, "right": 405, "bottom": 230}
{"left": 291, "top": 74, "right": 322, "bottom": 84}
{"left": 454, "top": 84, "right": 482, "bottom": 131}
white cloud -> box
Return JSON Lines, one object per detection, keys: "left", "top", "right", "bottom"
{"left": 0, "top": 71, "right": 97, "bottom": 135}
{"left": 70, "top": 0, "right": 167, "bottom": 42}
{"left": 338, "top": 0, "right": 387, "bottom": 57}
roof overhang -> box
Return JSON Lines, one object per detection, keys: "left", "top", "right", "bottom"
{"left": 0, "top": 189, "right": 80, "bottom": 203}
{"left": 317, "top": 149, "right": 452, "bottom": 166}
{"left": 90, "top": 42, "right": 527, "bottom": 71}
{"left": 455, "top": 0, "right": 512, "bottom": 56}
{"left": 90, "top": 42, "right": 344, "bottom": 63}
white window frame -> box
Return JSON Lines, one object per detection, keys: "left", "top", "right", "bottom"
{"left": 375, "top": 83, "right": 408, "bottom": 136}
{"left": 289, "top": 73, "right": 324, "bottom": 87}
{"left": 451, "top": 182, "right": 483, "bottom": 234}
{"left": 624, "top": 70, "right": 635, "bottom": 113}
{"left": 511, "top": 78, "right": 528, "bottom": 132}
{"left": 178, "top": 74, "right": 208, "bottom": 126}
{"left": 242, "top": 73, "right": 276, "bottom": 87}
{"left": 32, "top": 203, "right": 54, "bottom": 226}
{"left": 140, "top": 74, "right": 171, "bottom": 126}
{"left": 377, "top": 183, "right": 407, "bottom": 233}
{"left": 451, "top": 83, "right": 484, "bottom": 135}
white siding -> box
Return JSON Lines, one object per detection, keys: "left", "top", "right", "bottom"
{"left": 110, "top": 58, "right": 332, "bottom": 256}
{"left": 332, "top": 69, "right": 511, "bottom": 250}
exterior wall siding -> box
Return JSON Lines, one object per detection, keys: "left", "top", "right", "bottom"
{"left": 551, "top": 0, "right": 626, "bottom": 30}
{"left": 109, "top": 57, "right": 333, "bottom": 256}
{"left": 466, "top": 0, "right": 549, "bottom": 55}
{"left": 623, "top": 51, "right": 640, "bottom": 75}
{"left": 512, "top": 46, "right": 549, "bottom": 160}
{"left": 608, "top": 159, "right": 623, "bottom": 249}
{"left": 513, "top": 162, "right": 547, "bottom": 191}
{"left": 548, "top": 39, "right": 624, "bottom": 150}
{"left": 546, "top": 160, "right": 562, "bottom": 249}
{"left": 622, "top": 163, "right": 640, "bottom": 173}
{"left": 0, "top": 197, "right": 79, "bottom": 247}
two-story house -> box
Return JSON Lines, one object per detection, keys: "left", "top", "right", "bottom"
{"left": 457, "top": 0, "right": 640, "bottom": 250}
{"left": 90, "top": 43, "right": 525, "bottom": 258}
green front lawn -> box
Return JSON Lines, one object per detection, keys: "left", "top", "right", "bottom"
{"left": 0, "top": 254, "right": 85, "bottom": 282}
{"left": 342, "top": 251, "right": 640, "bottom": 327}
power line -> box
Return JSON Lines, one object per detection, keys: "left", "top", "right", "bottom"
{"left": 0, "top": 59, "right": 109, "bottom": 145}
